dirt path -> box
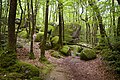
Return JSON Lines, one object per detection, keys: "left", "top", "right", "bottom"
{"left": 46, "top": 54, "right": 118, "bottom": 80}
{"left": 16, "top": 39, "right": 119, "bottom": 80}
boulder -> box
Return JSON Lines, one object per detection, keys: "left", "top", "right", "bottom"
{"left": 51, "top": 36, "right": 59, "bottom": 44}
{"left": 60, "top": 45, "right": 70, "bottom": 56}
{"left": 80, "top": 49, "right": 96, "bottom": 60}
{"left": 51, "top": 51, "right": 61, "bottom": 58}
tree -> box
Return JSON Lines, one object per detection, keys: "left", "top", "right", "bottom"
{"left": 116, "top": 0, "right": 120, "bottom": 40}
{"left": 58, "top": 0, "right": 63, "bottom": 48}
{"left": 0, "top": 0, "right": 2, "bottom": 49}
{"left": 30, "top": 0, "right": 35, "bottom": 59}
{"left": 8, "top": 0, "right": 17, "bottom": 52}
{"left": 40, "top": 0, "right": 49, "bottom": 61}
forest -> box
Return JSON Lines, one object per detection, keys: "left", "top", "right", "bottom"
{"left": 0, "top": 0, "right": 120, "bottom": 80}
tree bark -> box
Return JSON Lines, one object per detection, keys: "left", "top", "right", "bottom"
{"left": 58, "top": 0, "right": 63, "bottom": 48}
{"left": 0, "top": 0, "right": 2, "bottom": 48}
{"left": 27, "top": 0, "right": 31, "bottom": 35}
{"left": 116, "top": 0, "right": 120, "bottom": 40}
{"left": 8, "top": 0, "right": 17, "bottom": 52}
{"left": 30, "top": 0, "right": 35, "bottom": 58}
{"left": 112, "top": 0, "right": 116, "bottom": 37}
{"left": 40, "top": 0, "right": 49, "bottom": 60}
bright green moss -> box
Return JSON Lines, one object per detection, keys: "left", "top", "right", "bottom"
{"left": 80, "top": 49, "right": 96, "bottom": 60}
{"left": 51, "top": 51, "right": 61, "bottom": 58}
{"left": 18, "top": 31, "right": 28, "bottom": 38}
{"left": 7, "top": 61, "right": 40, "bottom": 79}
{"left": 35, "top": 32, "right": 44, "bottom": 42}
{"left": 60, "top": 45, "right": 70, "bottom": 56}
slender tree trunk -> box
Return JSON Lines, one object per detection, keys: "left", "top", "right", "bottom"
{"left": 0, "top": 0, "right": 2, "bottom": 48}
{"left": 61, "top": 3, "right": 64, "bottom": 41}
{"left": 30, "top": 0, "right": 35, "bottom": 59}
{"left": 58, "top": 0, "right": 63, "bottom": 48}
{"left": 15, "top": 0, "right": 23, "bottom": 50}
{"left": 112, "top": 0, "right": 116, "bottom": 37}
{"left": 8, "top": 0, "right": 17, "bottom": 52}
{"left": 116, "top": 0, "right": 120, "bottom": 40}
{"left": 27, "top": 0, "right": 31, "bottom": 35}
{"left": 40, "top": 0, "right": 49, "bottom": 60}
{"left": 43, "top": 3, "right": 45, "bottom": 23}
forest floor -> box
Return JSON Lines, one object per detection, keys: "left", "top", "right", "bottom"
{"left": 16, "top": 38, "right": 119, "bottom": 80}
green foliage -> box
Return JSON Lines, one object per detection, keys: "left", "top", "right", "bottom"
{"left": 60, "top": 45, "right": 70, "bottom": 56}
{"left": 48, "top": 25, "right": 55, "bottom": 32}
{"left": 18, "top": 30, "right": 28, "bottom": 38}
{"left": 51, "top": 36, "right": 59, "bottom": 44}
{"left": 101, "top": 49, "right": 120, "bottom": 73}
{"left": 51, "top": 51, "right": 61, "bottom": 58}
{"left": 35, "top": 32, "right": 44, "bottom": 42}
{"left": 80, "top": 49, "right": 96, "bottom": 60}
{"left": 0, "top": 51, "right": 17, "bottom": 68}
{"left": 28, "top": 52, "right": 35, "bottom": 59}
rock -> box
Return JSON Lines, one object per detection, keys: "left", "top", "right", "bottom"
{"left": 80, "top": 49, "right": 96, "bottom": 60}
{"left": 69, "top": 45, "right": 83, "bottom": 56}
{"left": 60, "top": 45, "right": 70, "bottom": 56}
{"left": 51, "top": 51, "right": 61, "bottom": 58}
{"left": 51, "top": 36, "right": 59, "bottom": 44}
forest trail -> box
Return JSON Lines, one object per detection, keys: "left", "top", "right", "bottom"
{"left": 17, "top": 39, "right": 118, "bottom": 80}
{"left": 46, "top": 55, "right": 117, "bottom": 80}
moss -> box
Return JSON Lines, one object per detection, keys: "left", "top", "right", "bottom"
{"left": 51, "top": 51, "right": 61, "bottom": 58}
{"left": 51, "top": 36, "right": 59, "bottom": 44}
{"left": 6, "top": 61, "right": 40, "bottom": 79}
{"left": 3, "top": 72, "right": 24, "bottom": 80}
{"left": 18, "top": 31, "right": 28, "bottom": 38}
{"left": 60, "top": 45, "right": 70, "bottom": 56}
{"left": 31, "top": 77, "right": 42, "bottom": 80}
{"left": 28, "top": 52, "right": 35, "bottom": 59}
{"left": 48, "top": 25, "right": 55, "bottom": 31}
{"left": 35, "top": 32, "right": 44, "bottom": 42}
{"left": 80, "top": 49, "right": 96, "bottom": 60}
{"left": 0, "top": 51, "right": 17, "bottom": 68}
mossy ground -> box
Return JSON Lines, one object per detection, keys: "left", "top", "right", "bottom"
{"left": 0, "top": 61, "right": 41, "bottom": 79}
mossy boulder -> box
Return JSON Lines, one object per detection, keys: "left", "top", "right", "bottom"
{"left": 69, "top": 45, "right": 83, "bottom": 56}
{"left": 80, "top": 49, "right": 96, "bottom": 60}
{"left": 35, "top": 32, "right": 44, "bottom": 42}
{"left": 60, "top": 45, "right": 70, "bottom": 56}
{"left": 51, "top": 36, "right": 59, "bottom": 44}
{"left": 0, "top": 51, "right": 17, "bottom": 68}
{"left": 51, "top": 51, "right": 61, "bottom": 58}
{"left": 18, "top": 31, "right": 28, "bottom": 38}
{"left": 6, "top": 61, "right": 40, "bottom": 79}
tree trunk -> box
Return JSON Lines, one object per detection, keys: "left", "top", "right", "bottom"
{"left": 27, "top": 0, "right": 31, "bottom": 35}
{"left": 30, "top": 0, "right": 35, "bottom": 59}
{"left": 15, "top": 0, "right": 23, "bottom": 50}
{"left": 88, "top": 1, "right": 112, "bottom": 49}
{"left": 58, "top": 1, "right": 63, "bottom": 48}
{"left": 61, "top": 3, "right": 64, "bottom": 41}
{"left": 0, "top": 0, "right": 2, "bottom": 48}
{"left": 117, "top": 0, "right": 120, "bottom": 40}
{"left": 40, "top": 0, "right": 49, "bottom": 60}
{"left": 112, "top": 0, "right": 116, "bottom": 37}
{"left": 8, "top": 0, "right": 17, "bottom": 52}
